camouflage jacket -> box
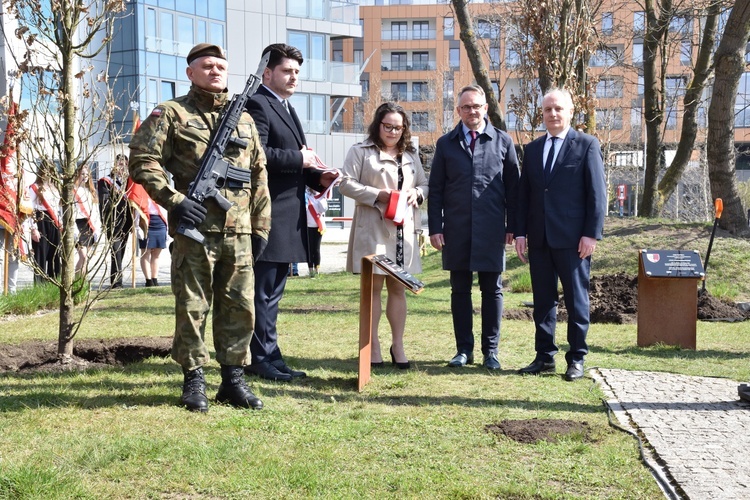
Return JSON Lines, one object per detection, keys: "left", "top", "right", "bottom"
{"left": 128, "top": 85, "right": 271, "bottom": 239}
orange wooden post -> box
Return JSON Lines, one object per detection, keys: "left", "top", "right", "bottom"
{"left": 358, "top": 255, "right": 375, "bottom": 391}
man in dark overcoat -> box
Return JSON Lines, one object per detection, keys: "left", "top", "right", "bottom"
{"left": 245, "top": 43, "right": 336, "bottom": 381}
{"left": 428, "top": 84, "right": 520, "bottom": 370}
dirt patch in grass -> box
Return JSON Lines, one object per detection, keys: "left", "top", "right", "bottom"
{"left": 486, "top": 418, "right": 592, "bottom": 444}
{"left": 503, "top": 273, "right": 750, "bottom": 324}
{"left": 0, "top": 336, "right": 172, "bottom": 373}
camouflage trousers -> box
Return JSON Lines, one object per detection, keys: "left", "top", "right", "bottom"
{"left": 171, "top": 232, "right": 255, "bottom": 369}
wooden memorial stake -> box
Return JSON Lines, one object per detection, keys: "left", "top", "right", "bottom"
{"left": 357, "top": 254, "right": 424, "bottom": 391}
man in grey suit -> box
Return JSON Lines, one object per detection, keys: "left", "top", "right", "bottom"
{"left": 515, "top": 88, "right": 607, "bottom": 381}
{"left": 245, "top": 43, "right": 336, "bottom": 381}
{"left": 428, "top": 85, "right": 520, "bottom": 370}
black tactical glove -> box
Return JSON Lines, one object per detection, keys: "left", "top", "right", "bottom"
{"left": 251, "top": 234, "right": 268, "bottom": 261}
{"left": 173, "top": 198, "right": 207, "bottom": 226}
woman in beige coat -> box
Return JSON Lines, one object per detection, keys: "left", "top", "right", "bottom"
{"left": 339, "top": 102, "right": 428, "bottom": 369}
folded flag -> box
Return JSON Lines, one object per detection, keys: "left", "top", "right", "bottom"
{"left": 384, "top": 190, "right": 408, "bottom": 225}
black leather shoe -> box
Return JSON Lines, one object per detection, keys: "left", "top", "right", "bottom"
{"left": 564, "top": 362, "right": 584, "bottom": 381}
{"left": 483, "top": 352, "right": 501, "bottom": 370}
{"left": 244, "top": 361, "right": 292, "bottom": 381}
{"left": 181, "top": 366, "right": 208, "bottom": 413}
{"left": 216, "top": 365, "right": 263, "bottom": 409}
{"left": 271, "top": 359, "right": 307, "bottom": 378}
{"left": 448, "top": 352, "right": 474, "bottom": 367}
{"left": 517, "top": 359, "right": 556, "bottom": 375}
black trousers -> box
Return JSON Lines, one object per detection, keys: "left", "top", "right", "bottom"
{"left": 251, "top": 261, "right": 290, "bottom": 363}
{"left": 307, "top": 227, "right": 322, "bottom": 267}
{"left": 449, "top": 270, "right": 503, "bottom": 356}
{"left": 32, "top": 210, "right": 61, "bottom": 283}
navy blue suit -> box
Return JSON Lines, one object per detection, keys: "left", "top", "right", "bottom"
{"left": 517, "top": 128, "right": 606, "bottom": 364}
{"left": 246, "top": 85, "right": 322, "bottom": 364}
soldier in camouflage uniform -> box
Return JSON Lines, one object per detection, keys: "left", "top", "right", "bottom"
{"left": 129, "top": 43, "right": 271, "bottom": 412}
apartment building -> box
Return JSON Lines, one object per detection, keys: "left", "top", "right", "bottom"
{"left": 339, "top": 0, "right": 750, "bottom": 189}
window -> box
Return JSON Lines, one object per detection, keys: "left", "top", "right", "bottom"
{"left": 637, "top": 75, "right": 644, "bottom": 97}
{"left": 413, "top": 21, "right": 429, "bottom": 40}
{"left": 669, "top": 16, "right": 692, "bottom": 36}
{"left": 489, "top": 47, "right": 500, "bottom": 70}
{"left": 666, "top": 76, "right": 686, "bottom": 98}
{"left": 631, "top": 107, "right": 643, "bottom": 142}
{"left": 602, "top": 12, "right": 613, "bottom": 36}
{"left": 443, "top": 77, "right": 454, "bottom": 99}
{"left": 412, "top": 81, "right": 428, "bottom": 101}
{"left": 391, "top": 21, "right": 407, "bottom": 40}
{"left": 412, "top": 52, "right": 429, "bottom": 70}
{"left": 736, "top": 73, "right": 750, "bottom": 127}
{"left": 332, "top": 49, "right": 343, "bottom": 62}
{"left": 289, "top": 31, "right": 326, "bottom": 81}
{"left": 634, "top": 11, "right": 645, "bottom": 35}
{"left": 476, "top": 19, "right": 499, "bottom": 39}
{"left": 633, "top": 43, "right": 643, "bottom": 64}
{"left": 590, "top": 46, "right": 623, "bottom": 67}
{"left": 289, "top": 93, "right": 327, "bottom": 134}
{"left": 596, "top": 77, "right": 623, "bottom": 98}
{"left": 161, "top": 81, "right": 175, "bottom": 101}
{"left": 391, "top": 52, "right": 407, "bottom": 71}
{"left": 360, "top": 79, "right": 370, "bottom": 101}
{"left": 449, "top": 47, "right": 460, "bottom": 69}
{"left": 391, "top": 82, "right": 407, "bottom": 101}
{"left": 412, "top": 111, "right": 430, "bottom": 132}
{"left": 443, "top": 17, "right": 454, "bottom": 38}
{"left": 354, "top": 49, "right": 363, "bottom": 66}
{"left": 596, "top": 108, "right": 623, "bottom": 130}
{"left": 507, "top": 47, "right": 520, "bottom": 67}
{"left": 665, "top": 107, "right": 677, "bottom": 130}
{"left": 680, "top": 41, "right": 692, "bottom": 65}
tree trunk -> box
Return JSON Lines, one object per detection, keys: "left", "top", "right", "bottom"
{"left": 57, "top": 6, "right": 79, "bottom": 362}
{"left": 640, "top": 0, "right": 671, "bottom": 217}
{"left": 656, "top": 5, "right": 719, "bottom": 213}
{"left": 451, "top": 0, "right": 506, "bottom": 130}
{"left": 707, "top": 0, "right": 750, "bottom": 234}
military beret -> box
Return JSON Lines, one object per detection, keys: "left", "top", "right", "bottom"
{"left": 186, "top": 43, "right": 226, "bottom": 65}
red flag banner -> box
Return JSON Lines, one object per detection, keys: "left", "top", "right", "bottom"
{"left": 126, "top": 177, "right": 151, "bottom": 233}
{"left": 0, "top": 102, "right": 18, "bottom": 233}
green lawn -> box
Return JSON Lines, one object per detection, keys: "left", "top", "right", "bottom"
{"left": 1, "top": 217, "right": 748, "bottom": 498}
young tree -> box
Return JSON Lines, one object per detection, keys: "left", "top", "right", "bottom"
{"left": 3, "top": 0, "right": 126, "bottom": 362}
{"left": 707, "top": 0, "right": 750, "bottom": 234}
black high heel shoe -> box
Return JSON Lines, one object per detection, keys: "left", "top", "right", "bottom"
{"left": 370, "top": 361, "right": 384, "bottom": 368}
{"left": 390, "top": 346, "right": 411, "bottom": 370}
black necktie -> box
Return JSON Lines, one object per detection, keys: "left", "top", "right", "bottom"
{"left": 469, "top": 130, "right": 477, "bottom": 153}
{"left": 544, "top": 136, "right": 557, "bottom": 180}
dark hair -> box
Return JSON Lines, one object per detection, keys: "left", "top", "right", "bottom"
{"left": 115, "top": 153, "right": 128, "bottom": 162}
{"left": 366, "top": 102, "right": 415, "bottom": 154}
{"left": 262, "top": 43, "right": 304, "bottom": 69}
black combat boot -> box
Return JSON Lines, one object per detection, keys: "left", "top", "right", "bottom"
{"left": 216, "top": 365, "right": 263, "bottom": 410}
{"left": 181, "top": 366, "right": 208, "bottom": 413}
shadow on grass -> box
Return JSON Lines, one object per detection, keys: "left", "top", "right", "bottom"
{"left": 589, "top": 343, "right": 749, "bottom": 361}
{"left": 0, "top": 356, "right": 602, "bottom": 414}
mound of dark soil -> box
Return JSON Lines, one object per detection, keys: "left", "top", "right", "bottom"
{"left": 486, "top": 418, "right": 592, "bottom": 444}
{"left": 0, "top": 336, "right": 172, "bottom": 373}
{"left": 504, "top": 273, "right": 750, "bottom": 324}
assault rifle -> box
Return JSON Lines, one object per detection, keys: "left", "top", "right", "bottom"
{"left": 176, "top": 51, "right": 270, "bottom": 243}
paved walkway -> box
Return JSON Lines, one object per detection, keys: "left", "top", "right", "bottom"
{"left": 594, "top": 369, "right": 750, "bottom": 499}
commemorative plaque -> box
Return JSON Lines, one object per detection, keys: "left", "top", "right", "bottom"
{"left": 637, "top": 249, "right": 704, "bottom": 349}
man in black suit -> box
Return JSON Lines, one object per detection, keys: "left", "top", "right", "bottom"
{"left": 514, "top": 88, "right": 606, "bottom": 381}
{"left": 245, "top": 43, "right": 336, "bottom": 381}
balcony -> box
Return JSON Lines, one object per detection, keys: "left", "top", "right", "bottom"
{"left": 287, "top": 0, "right": 359, "bottom": 24}
{"left": 381, "top": 90, "right": 436, "bottom": 102}
{"left": 381, "top": 61, "right": 437, "bottom": 71}
{"left": 304, "top": 58, "right": 361, "bottom": 84}
{"left": 381, "top": 29, "right": 436, "bottom": 41}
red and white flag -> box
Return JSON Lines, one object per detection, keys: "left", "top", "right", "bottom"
{"left": 0, "top": 101, "right": 30, "bottom": 233}
{"left": 384, "top": 190, "right": 408, "bottom": 225}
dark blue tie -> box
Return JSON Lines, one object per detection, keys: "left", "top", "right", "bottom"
{"left": 544, "top": 136, "right": 557, "bottom": 180}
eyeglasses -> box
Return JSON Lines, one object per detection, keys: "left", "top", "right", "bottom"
{"left": 381, "top": 123, "right": 404, "bottom": 133}
{"left": 459, "top": 104, "right": 486, "bottom": 112}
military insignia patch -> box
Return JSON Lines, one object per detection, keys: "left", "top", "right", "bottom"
{"left": 150, "top": 108, "right": 163, "bottom": 117}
